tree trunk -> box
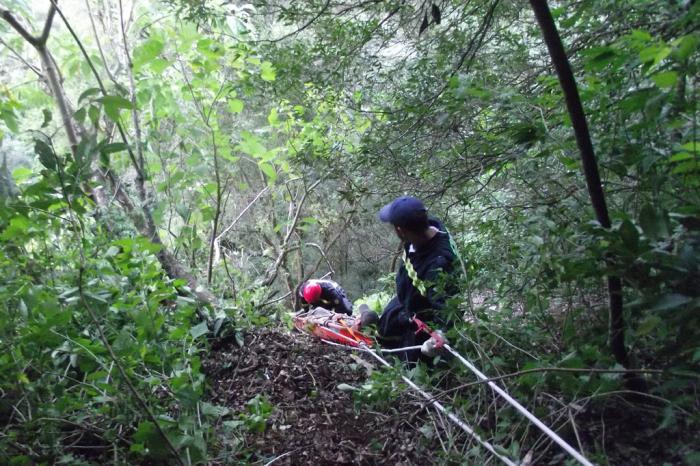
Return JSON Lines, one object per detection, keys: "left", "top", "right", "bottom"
{"left": 1, "top": 4, "right": 216, "bottom": 309}
{"left": 528, "top": 1, "right": 639, "bottom": 385}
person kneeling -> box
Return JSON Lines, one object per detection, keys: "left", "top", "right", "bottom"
{"left": 375, "top": 196, "right": 459, "bottom": 363}
{"left": 297, "top": 278, "right": 353, "bottom": 315}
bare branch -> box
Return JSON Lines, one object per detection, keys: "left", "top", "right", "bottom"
{"left": 268, "top": 0, "right": 331, "bottom": 43}
{"left": 305, "top": 242, "right": 334, "bottom": 277}
{"left": 85, "top": 0, "right": 118, "bottom": 84}
{"left": 213, "top": 186, "right": 270, "bottom": 265}
{"left": 262, "top": 179, "right": 322, "bottom": 286}
{"left": 38, "top": 3, "right": 57, "bottom": 45}
{"left": 0, "top": 8, "right": 39, "bottom": 46}
{"left": 0, "top": 37, "right": 42, "bottom": 77}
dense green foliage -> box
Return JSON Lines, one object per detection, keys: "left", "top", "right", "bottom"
{"left": 0, "top": 0, "right": 698, "bottom": 464}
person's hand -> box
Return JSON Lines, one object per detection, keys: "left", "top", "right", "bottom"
{"left": 421, "top": 330, "right": 448, "bottom": 357}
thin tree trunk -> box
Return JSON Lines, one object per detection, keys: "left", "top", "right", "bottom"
{"left": 3, "top": 3, "right": 216, "bottom": 308}
{"left": 529, "top": 1, "right": 639, "bottom": 387}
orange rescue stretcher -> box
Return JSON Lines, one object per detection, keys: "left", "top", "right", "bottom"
{"left": 293, "top": 307, "right": 374, "bottom": 348}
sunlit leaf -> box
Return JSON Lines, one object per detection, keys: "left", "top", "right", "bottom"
{"left": 133, "top": 38, "right": 165, "bottom": 72}
{"left": 260, "top": 61, "right": 276, "bottom": 81}
{"left": 651, "top": 71, "right": 678, "bottom": 89}
{"left": 100, "top": 95, "right": 133, "bottom": 122}
{"left": 228, "top": 99, "right": 244, "bottom": 114}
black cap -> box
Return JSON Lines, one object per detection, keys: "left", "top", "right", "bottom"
{"left": 378, "top": 196, "right": 427, "bottom": 227}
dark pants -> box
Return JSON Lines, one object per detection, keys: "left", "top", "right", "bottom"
{"left": 377, "top": 297, "right": 430, "bottom": 364}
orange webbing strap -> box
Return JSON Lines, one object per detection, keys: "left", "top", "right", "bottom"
{"left": 339, "top": 320, "right": 363, "bottom": 344}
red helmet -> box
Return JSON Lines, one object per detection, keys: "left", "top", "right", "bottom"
{"left": 302, "top": 282, "right": 322, "bottom": 304}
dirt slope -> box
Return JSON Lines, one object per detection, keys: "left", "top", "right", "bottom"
{"left": 203, "top": 327, "right": 438, "bottom": 465}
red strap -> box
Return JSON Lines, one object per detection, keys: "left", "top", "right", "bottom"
{"left": 412, "top": 316, "right": 445, "bottom": 349}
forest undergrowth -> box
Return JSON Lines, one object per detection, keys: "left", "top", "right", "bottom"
{"left": 1, "top": 0, "right": 699, "bottom": 464}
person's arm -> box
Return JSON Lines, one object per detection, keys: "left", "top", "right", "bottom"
{"left": 328, "top": 285, "right": 353, "bottom": 315}
{"left": 338, "top": 295, "right": 353, "bottom": 315}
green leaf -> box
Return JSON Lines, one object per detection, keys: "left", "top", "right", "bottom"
{"left": 669, "top": 152, "right": 693, "bottom": 162}
{"left": 268, "top": 107, "right": 279, "bottom": 126}
{"left": 200, "top": 402, "right": 230, "bottom": 418}
{"left": 101, "top": 142, "right": 129, "bottom": 155}
{"left": 133, "top": 38, "right": 165, "bottom": 72}
{"left": 672, "top": 35, "right": 699, "bottom": 61}
{"left": 227, "top": 99, "right": 244, "bottom": 114}
{"left": 636, "top": 315, "right": 661, "bottom": 336}
{"left": 149, "top": 58, "right": 171, "bottom": 74}
{"left": 651, "top": 71, "right": 678, "bottom": 89}
{"left": 88, "top": 105, "right": 101, "bottom": 126}
{"left": 1, "top": 216, "right": 29, "bottom": 240}
{"left": 639, "top": 45, "right": 671, "bottom": 66}
{"left": 619, "top": 219, "right": 639, "bottom": 250}
{"left": 34, "top": 138, "right": 56, "bottom": 170}
{"left": 649, "top": 294, "right": 691, "bottom": 313}
{"left": 237, "top": 131, "right": 266, "bottom": 157}
{"left": 190, "top": 321, "right": 209, "bottom": 339}
{"left": 0, "top": 109, "right": 18, "bottom": 133}
{"left": 258, "top": 162, "right": 276, "bottom": 184}
{"left": 132, "top": 421, "right": 170, "bottom": 458}
{"left": 639, "top": 203, "right": 670, "bottom": 239}
{"left": 672, "top": 160, "right": 699, "bottom": 174}
{"left": 681, "top": 141, "right": 699, "bottom": 153}
{"left": 260, "top": 61, "right": 276, "bottom": 81}
{"left": 12, "top": 167, "right": 33, "bottom": 182}
{"left": 100, "top": 95, "right": 133, "bottom": 122}
{"left": 683, "top": 451, "right": 700, "bottom": 466}
{"left": 41, "top": 108, "right": 52, "bottom": 128}
{"left": 78, "top": 87, "right": 101, "bottom": 104}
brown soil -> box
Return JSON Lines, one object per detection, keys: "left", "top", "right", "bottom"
{"left": 202, "top": 327, "right": 439, "bottom": 465}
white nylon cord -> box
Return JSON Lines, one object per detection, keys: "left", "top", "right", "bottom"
{"left": 444, "top": 345, "right": 594, "bottom": 466}
{"left": 361, "top": 343, "right": 518, "bottom": 466}
{"left": 320, "top": 339, "right": 423, "bottom": 354}
{"left": 314, "top": 330, "right": 518, "bottom": 465}
{"left": 307, "top": 325, "right": 594, "bottom": 465}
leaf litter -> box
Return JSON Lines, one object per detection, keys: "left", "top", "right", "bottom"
{"left": 203, "top": 327, "right": 439, "bottom": 465}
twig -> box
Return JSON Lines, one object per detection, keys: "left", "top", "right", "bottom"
{"left": 118, "top": 0, "right": 148, "bottom": 201}
{"left": 568, "top": 408, "right": 585, "bottom": 457}
{"left": 303, "top": 210, "right": 356, "bottom": 282}
{"left": 426, "top": 366, "right": 664, "bottom": 404}
{"left": 262, "top": 179, "right": 321, "bottom": 286}
{"left": 305, "top": 242, "right": 334, "bottom": 276}
{"left": 256, "top": 291, "right": 292, "bottom": 309}
{"left": 262, "top": 449, "right": 298, "bottom": 466}
{"left": 478, "top": 322, "right": 541, "bottom": 361}
{"left": 213, "top": 186, "right": 270, "bottom": 264}
{"left": 267, "top": 0, "right": 331, "bottom": 43}
{"left": 0, "top": 37, "right": 42, "bottom": 77}
{"left": 85, "top": 0, "right": 118, "bottom": 85}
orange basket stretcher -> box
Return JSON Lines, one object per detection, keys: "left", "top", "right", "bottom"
{"left": 292, "top": 307, "right": 374, "bottom": 348}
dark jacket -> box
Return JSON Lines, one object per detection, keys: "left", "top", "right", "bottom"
{"left": 298, "top": 279, "right": 353, "bottom": 315}
{"left": 379, "top": 219, "right": 458, "bottom": 345}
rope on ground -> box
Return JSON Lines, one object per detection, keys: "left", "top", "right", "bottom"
{"left": 443, "top": 344, "right": 594, "bottom": 466}
{"left": 315, "top": 330, "right": 518, "bottom": 465}
{"left": 361, "top": 343, "right": 518, "bottom": 466}
{"left": 313, "top": 325, "right": 595, "bottom": 466}
{"left": 320, "top": 339, "right": 422, "bottom": 354}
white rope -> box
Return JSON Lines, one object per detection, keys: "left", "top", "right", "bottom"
{"left": 320, "top": 339, "right": 423, "bottom": 354}
{"left": 312, "top": 331, "right": 518, "bottom": 465}
{"left": 306, "top": 325, "right": 594, "bottom": 465}
{"left": 444, "top": 345, "right": 595, "bottom": 466}
{"left": 360, "top": 343, "right": 518, "bottom": 466}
